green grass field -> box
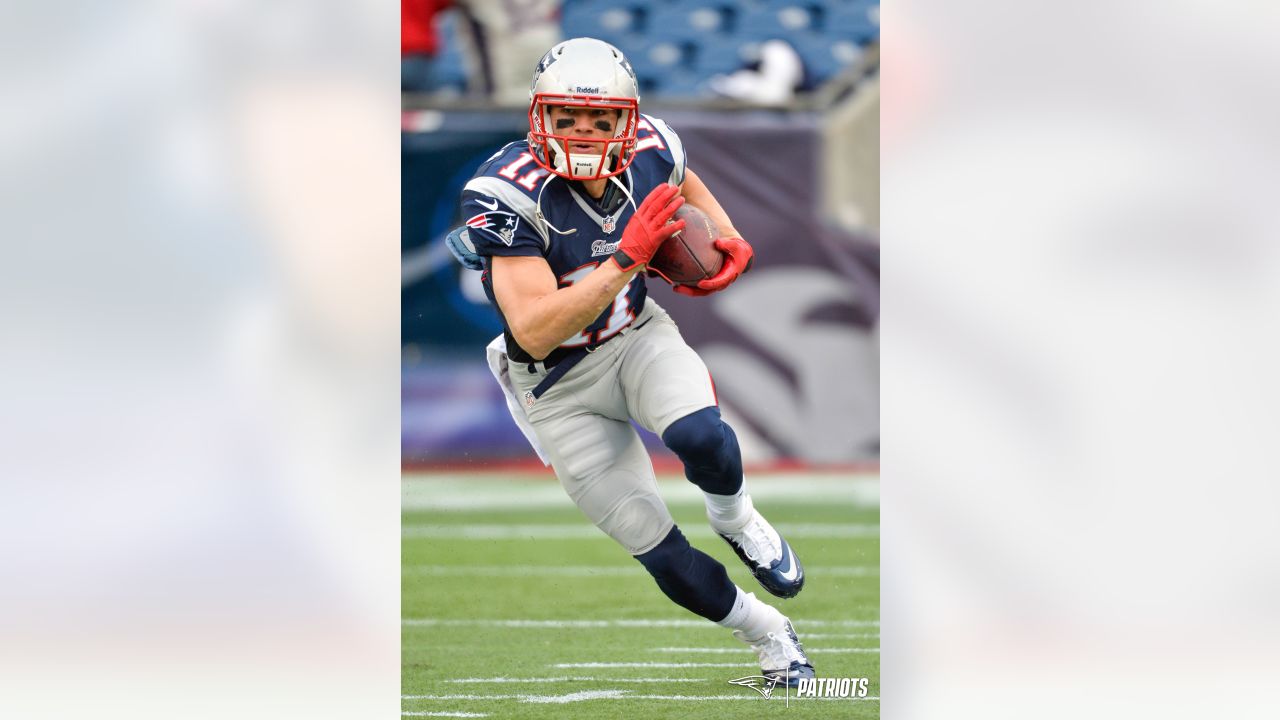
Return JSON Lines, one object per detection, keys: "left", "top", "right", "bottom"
{"left": 403, "top": 472, "right": 879, "bottom": 719}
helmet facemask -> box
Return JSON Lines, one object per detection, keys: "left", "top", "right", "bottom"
{"left": 529, "top": 93, "right": 639, "bottom": 181}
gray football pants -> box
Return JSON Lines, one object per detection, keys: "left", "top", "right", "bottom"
{"left": 508, "top": 299, "right": 718, "bottom": 555}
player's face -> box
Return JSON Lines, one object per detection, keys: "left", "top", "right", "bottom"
{"left": 549, "top": 106, "right": 620, "bottom": 153}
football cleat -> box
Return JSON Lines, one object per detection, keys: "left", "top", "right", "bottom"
{"left": 734, "top": 620, "right": 815, "bottom": 689}
{"left": 714, "top": 498, "right": 805, "bottom": 598}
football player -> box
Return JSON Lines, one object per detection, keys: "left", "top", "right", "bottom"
{"left": 451, "top": 37, "right": 813, "bottom": 687}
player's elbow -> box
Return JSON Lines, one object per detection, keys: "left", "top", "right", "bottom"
{"left": 510, "top": 323, "right": 556, "bottom": 361}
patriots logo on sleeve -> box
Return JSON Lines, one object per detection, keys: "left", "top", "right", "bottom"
{"left": 466, "top": 209, "right": 520, "bottom": 246}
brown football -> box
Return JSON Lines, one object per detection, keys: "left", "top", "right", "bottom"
{"left": 648, "top": 204, "right": 724, "bottom": 286}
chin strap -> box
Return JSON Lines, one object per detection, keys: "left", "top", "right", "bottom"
{"left": 608, "top": 172, "right": 640, "bottom": 216}
{"left": 536, "top": 156, "right": 638, "bottom": 238}
{"left": 534, "top": 174, "right": 576, "bottom": 236}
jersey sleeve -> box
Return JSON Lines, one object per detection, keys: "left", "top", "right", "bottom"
{"left": 638, "top": 115, "right": 687, "bottom": 186}
{"left": 459, "top": 176, "right": 550, "bottom": 258}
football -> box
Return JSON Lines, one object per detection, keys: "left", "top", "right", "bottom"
{"left": 648, "top": 204, "right": 724, "bottom": 286}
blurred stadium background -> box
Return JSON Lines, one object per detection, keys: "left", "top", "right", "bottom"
{"left": 402, "top": 0, "right": 880, "bottom": 470}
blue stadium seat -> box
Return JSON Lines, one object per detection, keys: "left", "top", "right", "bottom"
{"left": 651, "top": 72, "right": 713, "bottom": 100}
{"left": 689, "top": 36, "right": 760, "bottom": 77}
{"left": 672, "top": 0, "right": 735, "bottom": 8}
{"left": 790, "top": 34, "right": 863, "bottom": 85}
{"left": 561, "top": 3, "right": 640, "bottom": 46}
{"left": 735, "top": 4, "right": 818, "bottom": 42}
{"left": 826, "top": 2, "right": 880, "bottom": 44}
{"left": 565, "top": 0, "right": 648, "bottom": 8}
{"left": 646, "top": 5, "right": 730, "bottom": 44}
{"left": 626, "top": 40, "right": 688, "bottom": 92}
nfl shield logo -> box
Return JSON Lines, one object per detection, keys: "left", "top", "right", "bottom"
{"left": 523, "top": 391, "right": 535, "bottom": 408}
{"left": 602, "top": 214, "right": 616, "bottom": 234}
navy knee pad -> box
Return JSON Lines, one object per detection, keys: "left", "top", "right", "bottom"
{"left": 661, "top": 406, "right": 743, "bottom": 496}
{"left": 634, "top": 525, "right": 736, "bottom": 622}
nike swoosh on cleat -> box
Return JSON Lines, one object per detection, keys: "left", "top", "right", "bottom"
{"left": 475, "top": 197, "right": 499, "bottom": 210}
{"left": 777, "top": 544, "right": 800, "bottom": 583}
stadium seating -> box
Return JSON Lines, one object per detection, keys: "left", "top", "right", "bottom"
{"left": 790, "top": 34, "right": 864, "bottom": 85}
{"left": 826, "top": 0, "right": 881, "bottom": 44}
{"left": 561, "top": 2, "right": 641, "bottom": 47}
{"left": 689, "top": 35, "right": 762, "bottom": 78}
{"left": 568, "top": 0, "right": 880, "bottom": 100}
{"left": 646, "top": 5, "right": 732, "bottom": 44}
{"left": 402, "top": 9, "right": 469, "bottom": 94}
{"left": 735, "top": 4, "right": 818, "bottom": 43}
{"left": 408, "top": 1, "right": 880, "bottom": 100}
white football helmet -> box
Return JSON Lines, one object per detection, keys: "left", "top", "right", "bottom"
{"left": 528, "top": 38, "right": 640, "bottom": 181}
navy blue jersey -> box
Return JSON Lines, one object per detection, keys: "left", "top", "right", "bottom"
{"left": 460, "top": 114, "right": 686, "bottom": 364}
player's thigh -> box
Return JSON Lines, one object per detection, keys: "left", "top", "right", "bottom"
{"left": 536, "top": 408, "right": 673, "bottom": 555}
{"left": 620, "top": 314, "right": 718, "bottom": 438}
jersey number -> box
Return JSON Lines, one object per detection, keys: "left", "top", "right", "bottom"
{"left": 498, "top": 152, "right": 548, "bottom": 191}
{"left": 558, "top": 264, "right": 635, "bottom": 348}
{"left": 636, "top": 119, "right": 666, "bottom": 153}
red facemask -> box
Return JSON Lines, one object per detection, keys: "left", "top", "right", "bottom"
{"left": 528, "top": 93, "right": 640, "bottom": 181}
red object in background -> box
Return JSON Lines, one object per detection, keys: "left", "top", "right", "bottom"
{"left": 402, "top": 0, "right": 452, "bottom": 56}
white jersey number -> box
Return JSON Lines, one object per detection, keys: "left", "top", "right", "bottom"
{"left": 557, "top": 264, "right": 636, "bottom": 348}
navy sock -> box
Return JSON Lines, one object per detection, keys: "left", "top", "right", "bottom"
{"left": 634, "top": 525, "right": 736, "bottom": 622}
{"left": 661, "top": 407, "right": 744, "bottom": 496}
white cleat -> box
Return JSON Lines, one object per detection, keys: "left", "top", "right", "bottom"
{"left": 734, "top": 619, "right": 815, "bottom": 688}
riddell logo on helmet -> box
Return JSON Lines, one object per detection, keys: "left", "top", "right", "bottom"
{"left": 574, "top": 86, "right": 601, "bottom": 94}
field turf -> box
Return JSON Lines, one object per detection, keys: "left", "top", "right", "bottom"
{"left": 403, "top": 472, "right": 879, "bottom": 718}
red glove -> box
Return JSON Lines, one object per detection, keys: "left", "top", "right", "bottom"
{"left": 672, "top": 236, "right": 755, "bottom": 296}
{"left": 610, "top": 184, "right": 685, "bottom": 272}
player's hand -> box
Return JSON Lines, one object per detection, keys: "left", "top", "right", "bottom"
{"left": 445, "top": 227, "right": 484, "bottom": 271}
{"left": 611, "top": 184, "right": 685, "bottom": 272}
{"left": 673, "top": 236, "right": 754, "bottom": 296}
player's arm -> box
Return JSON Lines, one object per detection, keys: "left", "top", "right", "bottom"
{"left": 680, "top": 168, "right": 740, "bottom": 238}
{"left": 491, "top": 255, "right": 641, "bottom": 360}
{"left": 676, "top": 169, "right": 755, "bottom": 295}
{"left": 491, "top": 184, "right": 686, "bottom": 360}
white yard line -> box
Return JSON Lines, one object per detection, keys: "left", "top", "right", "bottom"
{"left": 403, "top": 692, "right": 879, "bottom": 703}
{"left": 403, "top": 691, "right": 627, "bottom": 703}
{"left": 402, "top": 523, "right": 879, "bottom": 540}
{"left": 447, "top": 677, "right": 703, "bottom": 684}
{"left": 403, "top": 475, "right": 879, "bottom": 511}
{"left": 651, "top": 647, "right": 880, "bottom": 654}
{"left": 402, "top": 713, "right": 490, "bottom": 718}
{"left": 552, "top": 662, "right": 756, "bottom": 668}
{"left": 404, "top": 565, "right": 636, "bottom": 577}
{"left": 521, "top": 690, "right": 628, "bottom": 704}
{"left": 403, "top": 618, "right": 878, "bottom": 628}
{"left": 626, "top": 694, "right": 880, "bottom": 702}
{"left": 403, "top": 564, "right": 878, "bottom": 577}
{"left": 800, "top": 633, "right": 881, "bottom": 639}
